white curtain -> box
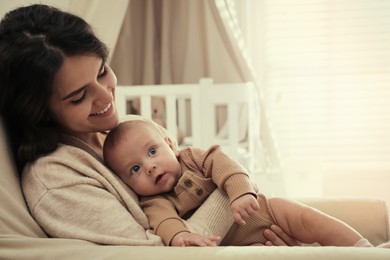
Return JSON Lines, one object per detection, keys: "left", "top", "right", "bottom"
{"left": 236, "top": 0, "right": 390, "bottom": 174}
{"left": 110, "top": 0, "right": 281, "bottom": 171}
{"left": 111, "top": 0, "right": 250, "bottom": 85}
{"left": 68, "top": 0, "right": 129, "bottom": 60}
{"left": 212, "top": 0, "right": 280, "bottom": 169}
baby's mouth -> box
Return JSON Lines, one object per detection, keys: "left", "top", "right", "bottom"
{"left": 155, "top": 173, "right": 164, "bottom": 184}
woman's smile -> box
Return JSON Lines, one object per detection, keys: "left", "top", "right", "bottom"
{"left": 90, "top": 102, "right": 113, "bottom": 116}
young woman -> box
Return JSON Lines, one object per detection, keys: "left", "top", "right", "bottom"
{"left": 0, "top": 3, "right": 299, "bottom": 247}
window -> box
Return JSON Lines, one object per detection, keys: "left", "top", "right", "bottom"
{"left": 239, "top": 0, "right": 390, "bottom": 172}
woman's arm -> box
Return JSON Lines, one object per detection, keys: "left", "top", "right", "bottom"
{"left": 185, "top": 189, "right": 234, "bottom": 243}
{"left": 23, "top": 180, "right": 163, "bottom": 245}
{"left": 21, "top": 147, "right": 163, "bottom": 246}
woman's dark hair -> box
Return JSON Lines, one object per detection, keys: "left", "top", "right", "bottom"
{"left": 0, "top": 4, "right": 109, "bottom": 170}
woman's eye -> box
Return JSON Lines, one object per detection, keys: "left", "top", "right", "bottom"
{"left": 98, "top": 65, "right": 107, "bottom": 79}
{"left": 70, "top": 91, "right": 86, "bottom": 104}
{"left": 148, "top": 147, "right": 157, "bottom": 156}
{"left": 131, "top": 165, "right": 140, "bottom": 174}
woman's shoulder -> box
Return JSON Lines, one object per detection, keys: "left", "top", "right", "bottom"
{"left": 20, "top": 142, "right": 114, "bottom": 211}
{"left": 21, "top": 144, "right": 102, "bottom": 186}
{"left": 20, "top": 144, "right": 93, "bottom": 213}
{"left": 28, "top": 143, "right": 102, "bottom": 168}
{"left": 20, "top": 141, "right": 110, "bottom": 194}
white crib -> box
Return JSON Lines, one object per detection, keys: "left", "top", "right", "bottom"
{"left": 115, "top": 78, "right": 257, "bottom": 172}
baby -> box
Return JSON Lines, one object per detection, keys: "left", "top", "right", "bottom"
{"left": 103, "top": 118, "right": 373, "bottom": 247}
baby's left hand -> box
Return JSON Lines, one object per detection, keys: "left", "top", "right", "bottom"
{"left": 230, "top": 194, "right": 260, "bottom": 225}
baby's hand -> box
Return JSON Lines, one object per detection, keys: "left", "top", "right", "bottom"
{"left": 230, "top": 194, "right": 260, "bottom": 225}
{"left": 171, "top": 232, "right": 221, "bottom": 247}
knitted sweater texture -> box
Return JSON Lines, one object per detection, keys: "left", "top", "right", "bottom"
{"left": 21, "top": 134, "right": 233, "bottom": 245}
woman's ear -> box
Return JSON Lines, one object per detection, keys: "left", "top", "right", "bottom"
{"left": 165, "top": 136, "right": 179, "bottom": 156}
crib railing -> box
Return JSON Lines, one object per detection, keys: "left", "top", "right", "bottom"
{"left": 116, "top": 83, "right": 202, "bottom": 147}
{"left": 115, "top": 78, "right": 257, "bottom": 172}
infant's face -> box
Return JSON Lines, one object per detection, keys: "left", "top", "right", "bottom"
{"left": 111, "top": 123, "right": 181, "bottom": 196}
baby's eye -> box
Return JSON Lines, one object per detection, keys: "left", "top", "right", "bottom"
{"left": 148, "top": 147, "right": 157, "bottom": 156}
{"left": 131, "top": 165, "right": 140, "bottom": 174}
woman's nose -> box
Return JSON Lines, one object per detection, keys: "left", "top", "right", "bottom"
{"left": 95, "top": 84, "right": 113, "bottom": 106}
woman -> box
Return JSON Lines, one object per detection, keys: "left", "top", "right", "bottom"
{"left": 0, "top": 3, "right": 290, "bottom": 246}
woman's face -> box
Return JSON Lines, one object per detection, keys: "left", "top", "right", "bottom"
{"left": 49, "top": 55, "right": 119, "bottom": 136}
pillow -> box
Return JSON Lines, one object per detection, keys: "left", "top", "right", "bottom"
{"left": 0, "top": 118, "right": 47, "bottom": 238}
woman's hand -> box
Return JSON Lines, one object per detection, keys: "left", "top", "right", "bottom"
{"left": 263, "top": 225, "right": 302, "bottom": 246}
{"left": 171, "top": 231, "right": 220, "bottom": 247}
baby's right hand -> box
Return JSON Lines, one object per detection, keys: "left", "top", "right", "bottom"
{"left": 171, "top": 232, "right": 221, "bottom": 247}
{"left": 230, "top": 194, "right": 260, "bottom": 225}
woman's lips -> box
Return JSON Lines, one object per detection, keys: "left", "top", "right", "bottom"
{"left": 90, "top": 103, "right": 112, "bottom": 116}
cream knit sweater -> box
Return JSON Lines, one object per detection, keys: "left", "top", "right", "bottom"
{"left": 21, "top": 133, "right": 233, "bottom": 245}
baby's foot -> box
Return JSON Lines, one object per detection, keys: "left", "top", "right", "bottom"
{"left": 377, "top": 241, "right": 390, "bottom": 248}
{"left": 354, "top": 238, "right": 373, "bottom": 247}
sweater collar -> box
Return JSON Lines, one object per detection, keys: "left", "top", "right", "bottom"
{"left": 58, "top": 133, "right": 105, "bottom": 164}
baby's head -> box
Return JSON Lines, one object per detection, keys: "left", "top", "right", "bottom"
{"left": 103, "top": 119, "right": 181, "bottom": 196}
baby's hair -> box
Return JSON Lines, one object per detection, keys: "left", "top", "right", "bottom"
{"left": 103, "top": 119, "right": 171, "bottom": 164}
{"left": 105, "top": 120, "right": 158, "bottom": 148}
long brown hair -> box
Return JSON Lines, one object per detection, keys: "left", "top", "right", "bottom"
{"left": 0, "top": 4, "right": 109, "bottom": 170}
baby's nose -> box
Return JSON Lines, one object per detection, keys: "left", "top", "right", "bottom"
{"left": 146, "top": 164, "right": 156, "bottom": 175}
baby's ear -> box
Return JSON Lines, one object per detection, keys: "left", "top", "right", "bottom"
{"left": 165, "top": 136, "right": 179, "bottom": 156}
